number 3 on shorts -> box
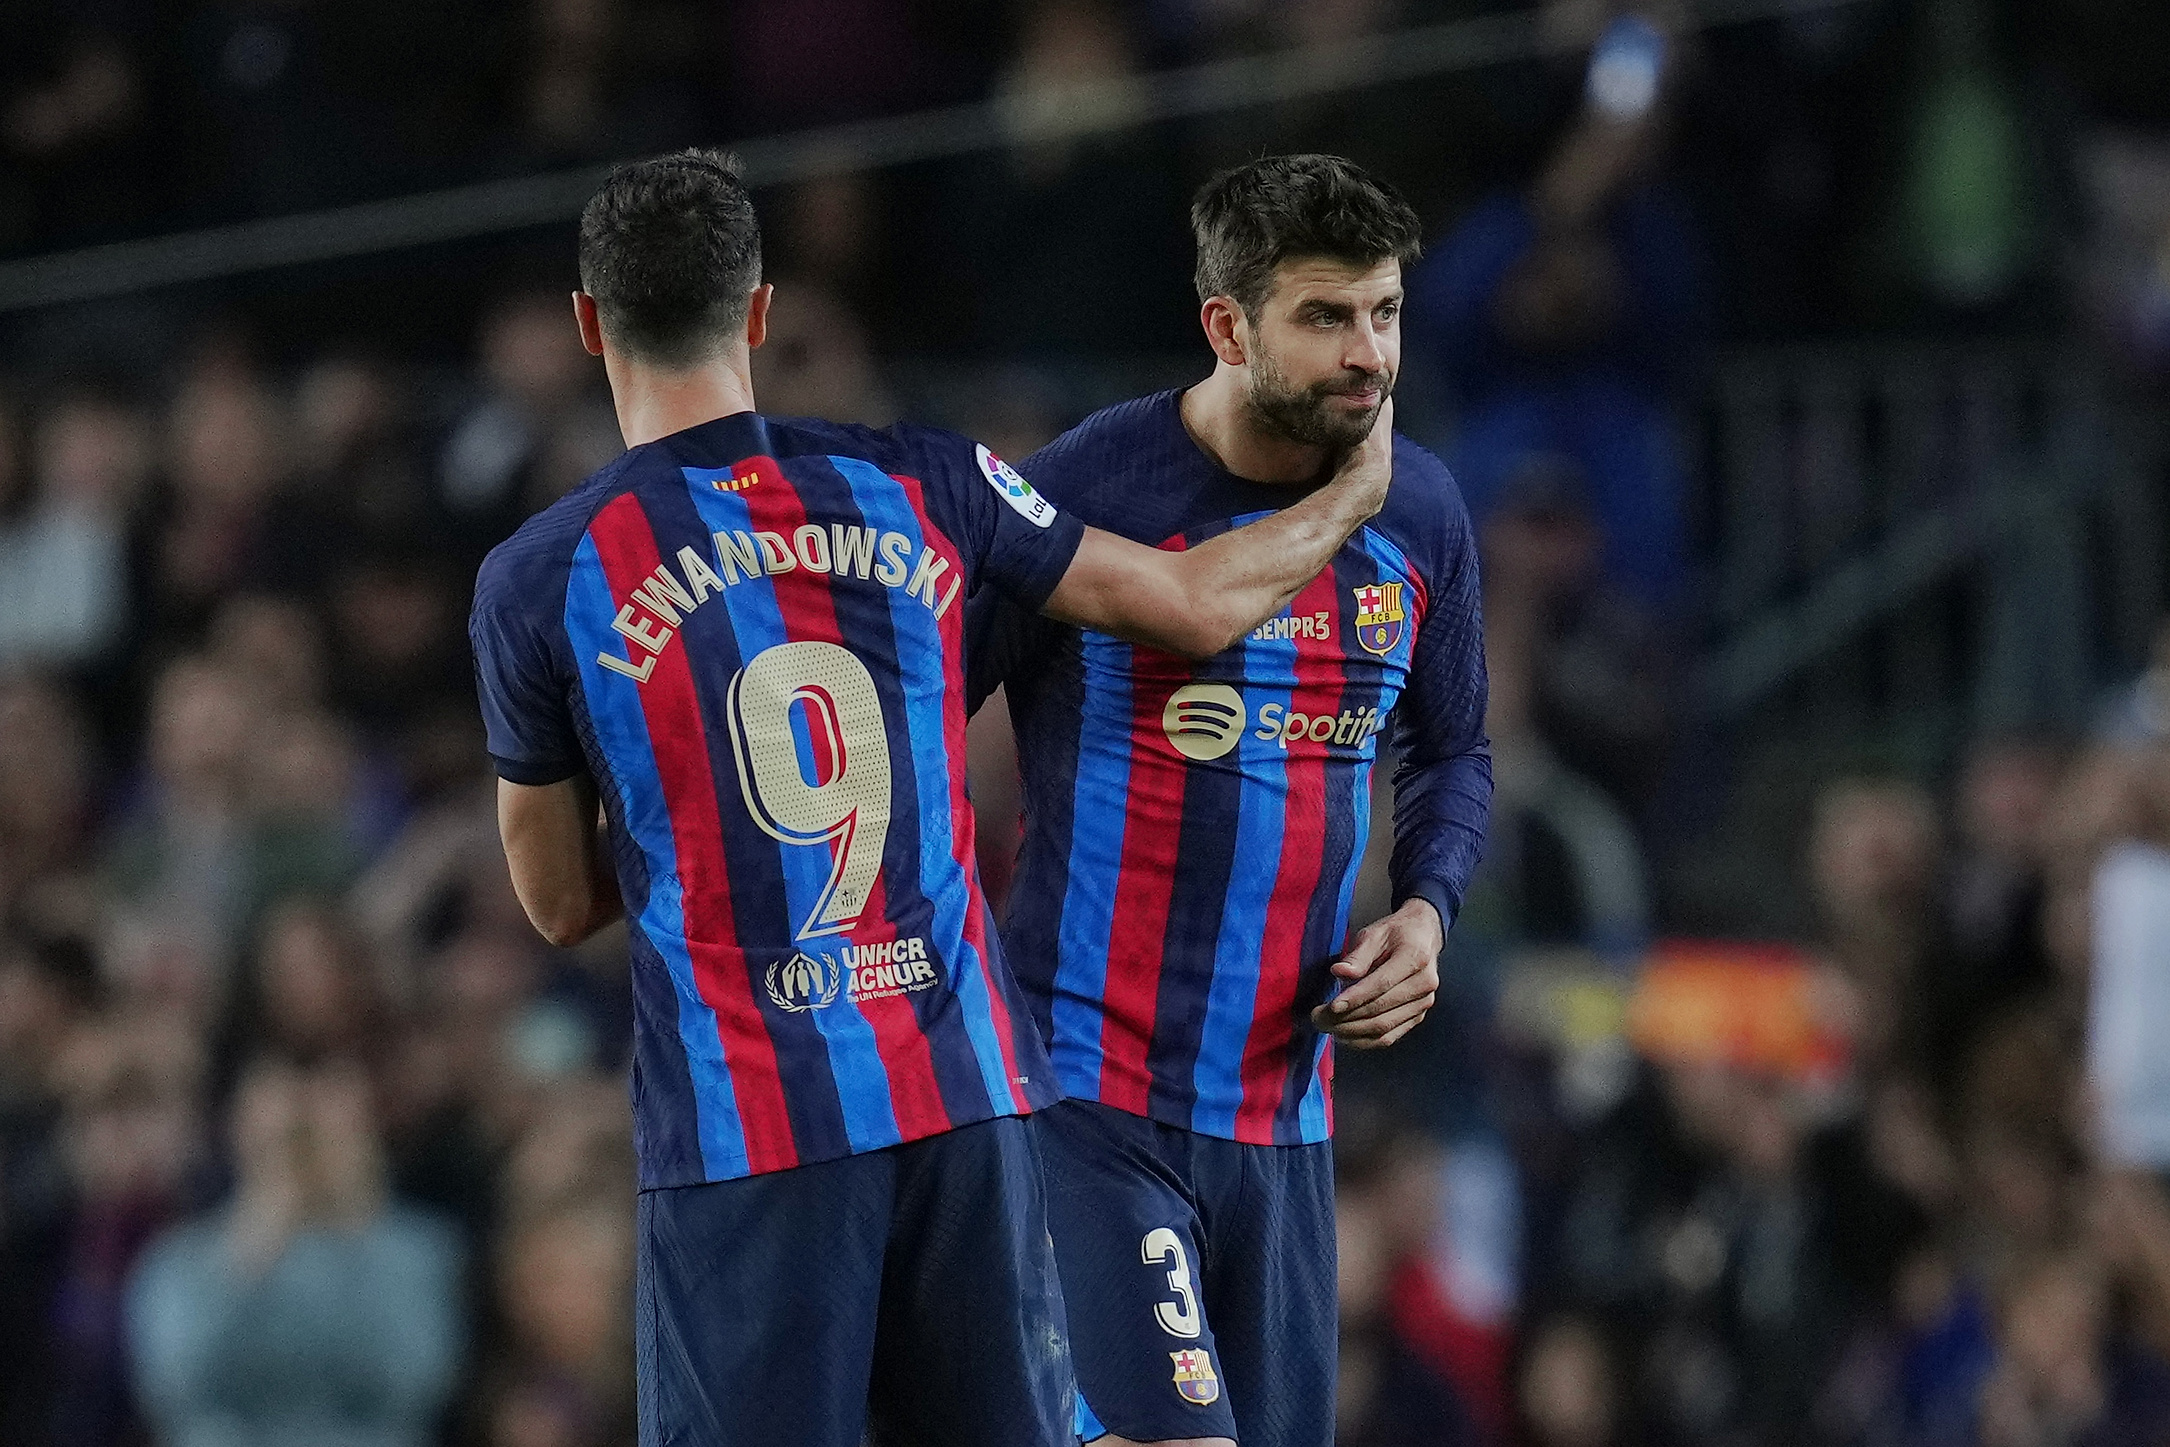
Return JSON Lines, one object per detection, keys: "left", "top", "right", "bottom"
{"left": 1141, "top": 1227, "right": 1202, "bottom": 1339}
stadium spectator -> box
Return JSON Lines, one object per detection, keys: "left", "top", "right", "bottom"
{"left": 1478, "top": 453, "right": 1674, "bottom": 819}
{"left": 1933, "top": 737, "right": 2062, "bottom": 1067}
{"left": 1971, "top": 1248, "right": 2170, "bottom": 1447}
{"left": 766, "top": 176, "right": 881, "bottom": 309}
{"left": 258, "top": 353, "right": 434, "bottom": 597}
{"left": 484, "top": 1199, "right": 635, "bottom": 1445}
{"left": 0, "top": 674, "right": 97, "bottom": 922}
{"left": 1408, "top": 8, "right": 1708, "bottom": 612}
{"left": 1808, "top": 776, "right": 1943, "bottom": 1071}
{"left": 127, "top": 1056, "right": 464, "bottom": 1447}
{"left": 0, "top": 387, "right": 145, "bottom": 672}
{"left": 101, "top": 655, "right": 260, "bottom": 957}
{"left": 0, "top": 2, "right": 156, "bottom": 251}
{"left": 1517, "top": 1315, "right": 1624, "bottom": 1447}
{"left": 437, "top": 292, "right": 618, "bottom": 568}
{"left": 2088, "top": 742, "right": 2170, "bottom": 1171}
{"left": 220, "top": 899, "right": 389, "bottom": 1076}
{"left": 928, "top": 0, "right": 1195, "bottom": 353}
{"left": 1335, "top": 1122, "right": 1484, "bottom": 1447}
{"left": 48, "top": 1008, "right": 211, "bottom": 1447}
{"left": 749, "top": 283, "right": 898, "bottom": 427}
{"left": 506, "top": 0, "right": 707, "bottom": 165}
{"left": 0, "top": 934, "right": 98, "bottom": 1446}
{"left": 142, "top": 350, "right": 291, "bottom": 658}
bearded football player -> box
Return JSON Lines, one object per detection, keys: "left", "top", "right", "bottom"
{"left": 970, "top": 153, "right": 1492, "bottom": 1447}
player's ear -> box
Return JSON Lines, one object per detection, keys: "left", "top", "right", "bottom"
{"left": 1201, "top": 295, "right": 1247, "bottom": 368}
{"left": 744, "top": 284, "right": 775, "bottom": 351}
{"left": 572, "top": 291, "right": 605, "bottom": 357}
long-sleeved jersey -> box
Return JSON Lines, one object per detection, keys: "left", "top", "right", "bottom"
{"left": 976, "top": 390, "right": 1493, "bottom": 1145}
{"left": 471, "top": 410, "right": 1084, "bottom": 1187}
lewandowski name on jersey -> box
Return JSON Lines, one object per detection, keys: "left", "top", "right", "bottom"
{"left": 974, "top": 390, "right": 1492, "bottom": 1149}
{"left": 591, "top": 515, "right": 968, "bottom": 684}
{"left": 472, "top": 411, "right": 1086, "bottom": 1188}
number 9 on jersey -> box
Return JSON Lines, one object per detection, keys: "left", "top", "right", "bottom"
{"left": 725, "top": 641, "right": 894, "bottom": 940}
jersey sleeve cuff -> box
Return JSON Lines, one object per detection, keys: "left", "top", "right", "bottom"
{"left": 1397, "top": 878, "right": 1461, "bottom": 931}
{"left": 491, "top": 754, "right": 584, "bottom": 787}
{"left": 1011, "top": 512, "right": 1087, "bottom": 612}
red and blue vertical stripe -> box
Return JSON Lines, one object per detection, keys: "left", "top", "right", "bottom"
{"left": 572, "top": 494, "right": 786, "bottom": 1179}
{"left": 1014, "top": 522, "right": 1427, "bottom": 1147}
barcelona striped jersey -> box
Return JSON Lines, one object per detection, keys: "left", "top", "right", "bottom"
{"left": 973, "top": 390, "right": 1492, "bottom": 1146}
{"left": 471, "top": 410, "right": 1084, "bottom": 1186}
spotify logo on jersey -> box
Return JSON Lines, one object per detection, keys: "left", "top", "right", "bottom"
{"left": 1161, "top": 683, "right": 1247, "bottom": 761}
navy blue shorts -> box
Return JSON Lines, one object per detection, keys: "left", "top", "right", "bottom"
{"left": 635, "top": 1115, "right": 1073, "bottom": 1447}
{"left": 1038, "top": 1099, "right": 1338, "bottom": 1445}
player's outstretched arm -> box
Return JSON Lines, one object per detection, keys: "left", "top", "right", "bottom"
{"left": 498, "top": 774, "right": 625, "bottom": 948}
{"left": 1038, "top": 401, "right": 1394, "bottom": 659}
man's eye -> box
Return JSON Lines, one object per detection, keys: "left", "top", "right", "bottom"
{"left": 1377, "top": 303, "right": 1399, "bottom": 323}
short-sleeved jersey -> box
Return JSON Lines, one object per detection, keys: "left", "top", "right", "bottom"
{"left": 471, "top": 410, "right": 1085, "bottom": 1187}
{"left": 976, "top": 391, "right": 1492, "bottom": 1147}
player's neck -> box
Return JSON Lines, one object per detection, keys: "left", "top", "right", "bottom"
{"left": 604, "top": 349, "right": 760, "bottom": 449}
{"left": 1179, "top": 366, "right": 1330, "bottom": 486}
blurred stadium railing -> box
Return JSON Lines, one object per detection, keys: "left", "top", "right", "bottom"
{"left": 0, "top": 0, "right": 1870, "bottom": 313}
{"left": 1698, "top": 341, "right": 2164, "bottom": 741}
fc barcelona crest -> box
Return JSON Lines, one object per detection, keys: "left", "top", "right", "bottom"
{"left": 1352, "top": 581, "right": 1405, "bottom": 656}
{"left": 1170, "top": 1349, "right": 1221, "bottom": 1406}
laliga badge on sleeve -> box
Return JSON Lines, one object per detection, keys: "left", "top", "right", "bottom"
{"left": 1169, "top": 1349, "right": 1221, "bottom": 1405}
{"left": 976, "top": 443, "right": 1059, "bottom": 528}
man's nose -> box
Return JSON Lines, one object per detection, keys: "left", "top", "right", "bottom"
{"left": 1343, "top": 326, "right": 1387, "bottom": 376}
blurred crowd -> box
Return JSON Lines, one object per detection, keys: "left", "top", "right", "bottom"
{"left": 0, "top": 303, "right": 646, "bottom": 1447}
{"left": 1335, "top": 714, "right": 2170, "bottom": 1447}
{"left": 3, "top": 1, "right": 2170, "bottom": 1446}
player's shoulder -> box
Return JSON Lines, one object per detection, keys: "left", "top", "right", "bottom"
{"left": 1368, "top": 432, "right": 1473, "bottom": 574}
{"left": 1387, "top": 432, "right": 1461, "bottom": 500}
{"left": 760, "top": 413, "right": 917, "bottom": 469}
{"left": 474, "top": 448, "right": 642, "bottom": 614}
{"left": 770, "top": 414, "right": 1005, "bottom": 500}
{"left": 1024, "top": 389, "right": 1184, "bottom": 477}
{"left": 766, "top": 413, "right": 976, "bottom": 472}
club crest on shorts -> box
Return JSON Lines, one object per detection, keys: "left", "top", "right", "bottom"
{"left": 1170, "top": 1349, "right": 1221, "bottom": 1406}
{"left": 1352, "top": 581, "right": 1405, "bottom": 656}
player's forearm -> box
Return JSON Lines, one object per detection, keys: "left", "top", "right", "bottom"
{"left": 1177, "top": 476, "right": 1388, "bottom": 653}
{"left": 544, "top": 825, "right": 626, "bottom": 946}
{"left": 1162, "top": 411, "right": 1396, "bottom": 655}
{"left": 1039, "top": 413, "right": 1390, "bottom": 658}
{"left": 499, "top": 776, "right": 625, "bottom": 948}
{"left": 513, "top": 862, "right": 622, "bottom": 949}
{"left": 1388, "top": 748, "right": 1492, "bottom": 930}
{"left": 567, "top": 844, "right": 627, "bottom": 945}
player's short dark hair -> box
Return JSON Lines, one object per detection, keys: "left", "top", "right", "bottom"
{"left": 1191, "top": 154, "right": 1422, "bottom": 319}
{"left": 577, "top": 149, "right": 763, "bottom": 367}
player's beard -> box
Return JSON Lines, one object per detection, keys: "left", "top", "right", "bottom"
{"left": 1242, "top": 345, "right": 1391, "bottom": 452}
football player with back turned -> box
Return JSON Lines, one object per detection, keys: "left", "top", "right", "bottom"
{"left": 972, "top": 154, "right": 1494, "bottom": 1447}
{"left": 467, "top": 151, "right": 1396, "bottom": 1447}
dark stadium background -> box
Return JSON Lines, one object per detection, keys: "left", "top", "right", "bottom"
{"left": 3, "top": 0, "right": 2169, "bottom": 1443}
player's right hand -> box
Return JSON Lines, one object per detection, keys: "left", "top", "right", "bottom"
{"left": 1311, "top": 893, "right": 1440, "bottom": 1050}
